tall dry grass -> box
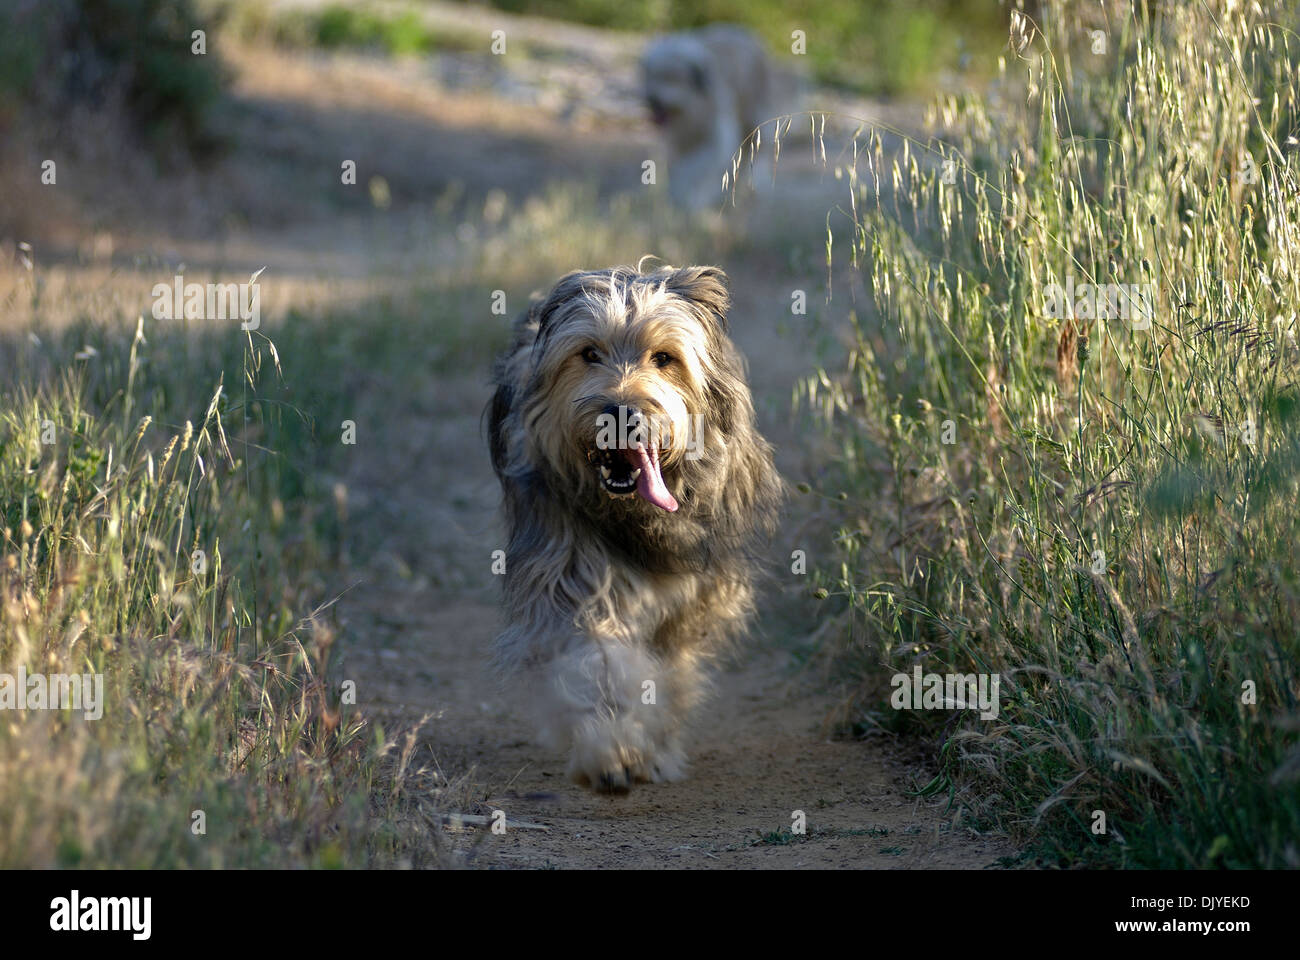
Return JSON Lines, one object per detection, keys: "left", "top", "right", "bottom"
{"left": 806, "top": 0, "right": 1300, "bottom": 867}
{"left": 0, "top": 276, "right": 447, "bottom": 865}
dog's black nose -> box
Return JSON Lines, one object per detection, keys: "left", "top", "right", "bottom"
{"left": 602, "top": 403, "right": 644, "bottom": 425}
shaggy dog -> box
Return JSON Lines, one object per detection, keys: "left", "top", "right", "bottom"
{"left": 489, "top": 264, "right": 782, "bottom": 792}
{"left": 641, "top": 25, "right": 777, "bottom": 209}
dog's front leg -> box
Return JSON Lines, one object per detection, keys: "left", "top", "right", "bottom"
{"left": 531, "top": 634, "right": 686, "bottom": 793}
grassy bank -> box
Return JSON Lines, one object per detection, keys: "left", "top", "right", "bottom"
{"left": 0, "top": 281, "right": 448, "bottom": 867}
{"left": 808, "top": 0, "right": 1300, "bottom": 867}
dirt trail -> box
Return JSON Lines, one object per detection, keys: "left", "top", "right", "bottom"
{"left": 335, "top": 295, "right": 1015, "bottom": 867}
{"left": 328, "top": 256, "right": 1014, "bottom": 868}
{"left": 40, "top": 20, "right": 1015, "bottom": 867}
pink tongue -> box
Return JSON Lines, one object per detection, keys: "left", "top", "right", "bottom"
{"left": 633, "top": 444, "right": 678, "bottom": 512}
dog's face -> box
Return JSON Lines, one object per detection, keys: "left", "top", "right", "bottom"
{"left": 523, "top": 269, "right": 728, "bottom": 513}
{"left": 491, "top": 264, "right": 781, "bottom": 570}
{"left": 641, "top": 37, "right": 712, "bottom": 135}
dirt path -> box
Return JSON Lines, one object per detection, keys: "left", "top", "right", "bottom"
{"left": 327, "top": 257, "right": 1015, "bottom": 868}
{"left": 356, "top": 590, "right": 1014, "bottom": 868}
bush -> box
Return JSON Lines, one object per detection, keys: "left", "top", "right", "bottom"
{"left": 0, "top": 0, "right": 225, "bottom": 152}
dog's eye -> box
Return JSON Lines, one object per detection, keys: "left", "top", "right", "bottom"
{"left": 580, "top": 347, "right": 601, "bottom": 364}
{"left": 651, "top": 352, "right": 674, "bottom": 368}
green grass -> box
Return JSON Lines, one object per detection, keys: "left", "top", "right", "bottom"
{"left": 223, "top": 1, "right": 492, "bottom": 60}
{"left": 805, "top": 0, "right": 1300, "bottom": 867}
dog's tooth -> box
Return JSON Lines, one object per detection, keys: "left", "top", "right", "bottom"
{"left": 600, "top": 466, "right": 611, "bottom": 479}
{"left": 630, "top": 468, "right": 642, "bottom": 480}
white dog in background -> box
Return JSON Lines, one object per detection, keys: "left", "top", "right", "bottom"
{"left": 641, "top": 25, "right": 783, "bottom": 209}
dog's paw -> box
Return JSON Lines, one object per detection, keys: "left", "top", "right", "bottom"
{"left": 571, "top": 762, "right": 637, "bottom": 795}
{"left": 568, "top": 744, "right": 645, "bottom": 795}
{"left": 567, "top": 735, "right": 687, "bottom": 794}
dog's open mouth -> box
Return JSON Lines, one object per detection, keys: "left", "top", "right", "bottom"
{"left": 590, "top": 443, "right": 678, "bottom": 512}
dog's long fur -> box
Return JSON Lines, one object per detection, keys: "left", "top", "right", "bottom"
{"left": 489, "top": 264, "right": 782, "bottom": 791}
{"left": 641, "top": 25, "right": 777, "bottom": 209}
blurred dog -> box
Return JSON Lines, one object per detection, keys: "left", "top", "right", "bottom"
{"left": 641, "top": 25, "right": 777, "bottom": 209}
{"left": 489, "top": 264, "right": 782, "bottom": 792}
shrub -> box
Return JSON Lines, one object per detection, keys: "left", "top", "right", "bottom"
{"left": 0, "top": 0, "right": 225, "bottom": 151}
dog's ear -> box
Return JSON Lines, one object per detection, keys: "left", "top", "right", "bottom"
{"left": 530, "top": 269, "right": 596, "bottom": 345}
{"left": 487, "top": 381, "right": 513, "bottom": 475}
{"left": 663, "top": 265, "right": 730, "bottom": 333}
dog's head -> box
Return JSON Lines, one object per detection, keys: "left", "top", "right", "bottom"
{"left": 526, "top": 265, "right": 731, "bottom": 513}
{"left": 492, "top": 264, "right": 780, "bottom": 561}
{"left": 640, "top": 35, "right": 714, "bottom": 133}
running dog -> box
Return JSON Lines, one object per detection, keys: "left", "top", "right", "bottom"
{"left": 489, "top": 263, "right": 782, "bottom": 792}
